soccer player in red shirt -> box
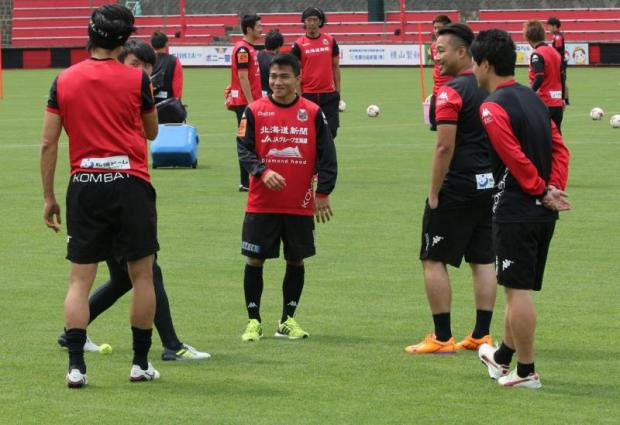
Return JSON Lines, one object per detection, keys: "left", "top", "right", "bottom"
{"left": 524, "top": 20, "right": 564, "bottom": 131}
{"left": 40, "top": 4, "right": 160, "bottom": 388}
{"left": 292, "top": 7, "right": 341, "bottom": 139}
{"left": 428, "top": 14, "right": 453, "bottom": 131}
{"left": 236, "top": 54, "right": 337, "bottom": 341}
{"left": 56, "top": 38, "right": 210, "bottom": 363}
{"left": 472, "top": 29, "right": 571, "bottom": 389}
{"left": 230, "top": 14, "right": 263, "bottom": 192}
{"left": 547, "top": 17, "right": 569, "bottom": 105}
{"left": 405, "top": 24, "right": 496, "bottom": 355}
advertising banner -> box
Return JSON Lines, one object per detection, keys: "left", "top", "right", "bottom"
{"left": 515, "top": 42, "right": 589, "bottom": 65}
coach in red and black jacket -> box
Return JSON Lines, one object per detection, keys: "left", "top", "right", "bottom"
{"left": 472, "top": 29, "right": 570, "bottom": 389}
{"left": 524, "top": 20, "right": 564, "bottom": 131}
{"left": 292, "top": 7, "right": 341, "bottom": 139}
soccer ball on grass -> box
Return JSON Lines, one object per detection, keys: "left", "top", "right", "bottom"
{"left": 590, "top": 107, "right": 604, "bottom": 120}
{"left": 610, "top": 114, "right": 620, "bottom": 128}
{"left": 366, "top": 104, "right": 380, "bottom": 117}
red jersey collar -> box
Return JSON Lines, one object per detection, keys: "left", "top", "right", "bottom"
{"left": 458, "top": 69, "right": 474, "bottom": 76}
{"left": 496, "top": 79, "right": 517, "bottom": 89}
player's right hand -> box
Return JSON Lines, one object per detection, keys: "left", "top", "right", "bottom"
{"left": 44, "top": 199, "right": 62, "bottom": 232}
{"left": 261, "top": 169, "right": 286, "bottom": 191}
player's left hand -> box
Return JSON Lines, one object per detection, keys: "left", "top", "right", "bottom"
{"left": 427, "top": 195, "right": 439, "bottom": 210}
{"left": 314, "top": 195, "right": 333, "bottom": 223}
{"left": 44, "top": 198, "right": 61, "bottom": 232}
{"left": 542, "top": 186, "right": 572, "bottom": 212}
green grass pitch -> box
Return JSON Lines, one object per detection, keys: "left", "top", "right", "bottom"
{"left": 0, "top": 66, "right": 618, "bottom": 424}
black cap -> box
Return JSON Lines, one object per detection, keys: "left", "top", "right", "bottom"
{"left": 437, "top": 23, "right": 475, "bottom": 47}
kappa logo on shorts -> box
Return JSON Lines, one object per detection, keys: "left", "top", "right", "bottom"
{"left": 432, "top": 236, "right": 444, "bottom": 247}
{"left": 502, "top": 259, "right": 514, "bottom": 271}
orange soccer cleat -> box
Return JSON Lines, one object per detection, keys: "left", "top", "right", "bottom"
{"left": 455, "top": 334, "right": 493, "bottom": 351}
{"left": 404, "top": 334, "right": 456, "bottom": 354}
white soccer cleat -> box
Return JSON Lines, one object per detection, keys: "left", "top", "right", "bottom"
{"left": 129, "top": 362, "right": 161, "bottom": 382}
{"left": 83, "top": 336, "right": 101, "bottom": 353}
{"left": 66, "top": 368, "right": 88, "bottom": 389}
{"left": 478, "top": 343, "right": 509, "bottom": 380}
{"left": 497, "top": 369, "right": 542, "bottom": 389}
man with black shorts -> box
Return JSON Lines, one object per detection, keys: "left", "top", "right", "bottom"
{"left": 405, "top": 24, "right": 497, "bottom": 355}
{"left": 258, "top": 29, "right": 284, "bottom": 96}
{"left": 56, "top": 39, "right": 210, "bottom": 363}
{"left": 237, "top": 54, "right": 337, "bottom": 341}
{"left": 472, "top": 29, "right": 571, "bottom": 389}
{"left": 547, "top": 17, "right": 568, "bottom": 105}
{"left": 524, "top": 20, "right": 564, "bottom": 131}
{"left": 292, "top": 7, "right": 341, "bottom": 139}
{"left": 40, "top": 4, "right": 160, "bottom": 387}
{"left": 428, "top": 14, "right": 453, "bottom": 131}
{"left": 230, "top": 14, "right": 263, "bottom": 192}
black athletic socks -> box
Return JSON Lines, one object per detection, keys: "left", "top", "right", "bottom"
{"left": 132, "top": 327, "right": 152, "bottom": 370}
{"left": 152, "top": 263, "right": 183, "bottom": 351}
{"left": 472, "top": 309, "right": 493, "bottom": 339}
{"left": 244, "top": 264, "right": 264, "bottom": 322}
{"left": 494, "top": 341, "right": 516, "bottom": 366}
{"left": 281, "top": 264, "right": 305, "bottom": 323}
{"left": 432, "top": 313, "right": 452, "bottom": 342}
{"left": 517, "top": 362, "right": 535, "bottom": 378}
{"left": 66, "top": 328, "right": 87, "bottom": 373}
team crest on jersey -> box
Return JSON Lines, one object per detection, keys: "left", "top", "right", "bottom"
{"left": 297, "top": 108, "right": 308, "bottom": 122}
{"left": 323, "top": 38, "right": 329, "bottom": 45}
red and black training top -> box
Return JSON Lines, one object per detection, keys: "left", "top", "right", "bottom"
{"left": 434, "top": 70, "right": 494, "bottom": 208}
{"left": 153, "top": 52, "right": 183, "bottom": 101}
{"left": 230, "top": 39, "right": 262, "bottom": 106}
{"left": 529, "top": 42, "right": 563, "bottom": 108}
{"left": 480, "top": 80, "right": 570, "bottom": 223}
{"left": 429, "top": 42, "right": 454, "bottom": 96}
{"left": 237, "top": 95, "right": 337, "bottom": 216}
{"left": 292, "top": 33, "right": 339, "bottom": 94}
{"left": 46, "top": 58, "right": 155, "bottom": 182}
{"left": 550, "top": 31, "right": 565, "bottom": 60}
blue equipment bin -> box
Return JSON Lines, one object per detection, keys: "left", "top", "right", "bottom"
{"left": 150, "top": 124, "right": 200, "bottom": 169}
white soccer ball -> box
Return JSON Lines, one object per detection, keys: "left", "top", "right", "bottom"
{"left": 366, "top": 104, "right": 380, "bottom": 117}
{"left": 590, "top": 107, "right": 604, "bottom": 120}
{"left": 338, "top": 100, "right": 346, "bottom": 112}
{"left": 610, "top": 114, "right": 620, "bottom": 128}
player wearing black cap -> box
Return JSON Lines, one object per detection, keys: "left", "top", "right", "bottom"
{"left": 292, "top": 7, "right": 341, "bottom": 139}
{"left": 405, "top": 24, "right": 497, "bottom": 355}
{"left": 472, "top": 29, "right": 570, "bottom": 389}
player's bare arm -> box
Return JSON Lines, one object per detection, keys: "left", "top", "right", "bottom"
{"left": 428, "top": 124, "right": 457, "bottom": 208}
{"left": 40, "top": 111, "right": 62, "bottom": 232}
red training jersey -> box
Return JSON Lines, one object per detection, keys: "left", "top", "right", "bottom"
{"left": 46, "top": 58, "right": 155, "bottom": 182}
{"left": 529, "top": 43, "right": 563, "bottom": 108}
{"left": 292, "top": 33, "right": 339, "bottom": 94}
{"left": 230, "top": 39, "right": 262, "bottom": 106}
{"left": 238, "top": 96, "right": 338, "bottom": 215}
{"left": 430, "top": 42, "right": 454, "bottom": 96}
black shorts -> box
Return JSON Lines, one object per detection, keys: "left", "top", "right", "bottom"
{"left": 302, "top": 92, "right": 340, "bottom": 138}
{"left": 419, "top": 201, "right": 493, "bottom": 268}
{"left": 493, "top": 221, "right": 556, "bottom": 291}
{"left": 241, "top": 213, "right": 315, "bottom": 261}
{"left": 66, "top": 172, "right": 159, "bottom": 264}
{"left": 429, "top": 94, "right": 437, "bottom": 131}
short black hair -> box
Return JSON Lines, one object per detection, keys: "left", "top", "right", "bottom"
{"left": 471, "top": 29, "right": 516, "bottom": 77}
{"left": 269, "top": 53, "right": 301, "bottom": 77}
{"left": 241, "top": 14, "right": 261, "bottom": 35}
{"left": 264, "top": 30, "right": 284, "bottom": 51}
{"left": 547, "top": 17, "right": 561, "bottom": 27}
{"left": 301, "top": 7, "right": 326, "bottom": 27}
{"left": 151, "top": 31, "right": 168, "bottom": 49}
{"left": 119, "top": 38, "right": 157, "bottom": 66}
{"left": 437, "top": 23, "right": 475, "bottom": 49}
{"left": 432, "top": 15, "right": 452, "bottom": 25}
{"left": 87, "top": 4, "right": 136, "bottom": 50}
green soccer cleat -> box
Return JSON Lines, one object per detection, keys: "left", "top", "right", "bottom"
{"left": 241, "top": 319, "right": 263, "bottom": 342}
{"left": 275, "top": 316, "right": 309, "bottom": 340}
